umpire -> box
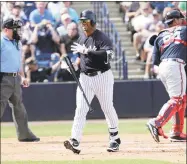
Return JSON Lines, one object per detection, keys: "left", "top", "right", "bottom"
{"left": 0, "top": 18, "right": 40, "bottom": 142}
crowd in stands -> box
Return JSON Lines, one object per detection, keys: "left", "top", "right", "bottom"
{"left": 1, "top": 1, "right": 80, "bottom": 83}
{"left": 119, "top": 1, "right": 186, "bottom": 79}
{"left": 1, "top": 2, "right": 186, "bottom": 81}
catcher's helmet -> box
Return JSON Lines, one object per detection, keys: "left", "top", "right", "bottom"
{"left": 164, "top": 10, "right": 184, "bottom": 24}
{"left": 79, "top": 10, "right": 96, "bottom": 26}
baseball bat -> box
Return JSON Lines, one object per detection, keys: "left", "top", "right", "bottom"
{"left": 63, "top": 55, "right": 94, "bottom": 113}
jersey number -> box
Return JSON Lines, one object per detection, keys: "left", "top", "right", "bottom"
{"left": 162, "top": 27, "right": 182, "bottom": 48}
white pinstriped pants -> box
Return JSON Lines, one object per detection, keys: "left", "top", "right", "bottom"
{"left": 71, "top": 69, "right": 119, "bottom": 142}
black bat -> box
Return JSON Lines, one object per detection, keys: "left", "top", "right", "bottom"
{"left": 64, "top": 55, "right": 94, "bottom": 113}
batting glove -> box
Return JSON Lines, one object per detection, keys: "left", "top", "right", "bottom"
{"left": 88, "top": 45, "right": 97, "bottom": 51}
{"left": 104, "top": 50, "right": 115, "bottom": 64}
{"left": 71, "top": 42, "right": 88, "bottom": 55}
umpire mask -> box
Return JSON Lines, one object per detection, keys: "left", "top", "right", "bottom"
{"left": 9, "top": 20, "right": 23, "bottom": 41}
{"left": 13, "top": 28, "right": 22, "bottom": 40}
{"left": 12, "top": 20, "right": 23, "bottom": 41}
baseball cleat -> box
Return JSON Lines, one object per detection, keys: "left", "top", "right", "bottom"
{"left": 146, "top": 122, "right": 160, "bottom": 143}
{"left": 64, "top": 138, "right": 81, "bottom": 154}
{"left": 107, "top": 139, "right": 120, "bottom": 152}
{"left": 169, "top": 133, "right": 187, "bottom": 142}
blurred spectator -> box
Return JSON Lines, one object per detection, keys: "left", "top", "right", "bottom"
{"left": 163, "top": 7, "right": 174, "bottom": 19}
{"left": 60, "top": 7, "right": 69, "bottom": 16}
{"left": 1, "top": 2, "right": 14, "bottom": 21}
{"left": 120, "top": 2, "right": 140, "bottom": 24}
{"left": 54, "top": 7, "right": 69, "bottom": 29}
{"left": 178, "top": 2, "right": 187, "bottom": 12}
{"left": 56, "top": 13, "right": 72, "bottom": 37}
{"left": 10, "top": 5, "right": 27, "bottom": 23}
{"left": 25, "top": 58, "right": 62, "bottom": 83}
{"left": 0, "top": 2, "right": 3, "bottom": 26}
{"left": 21, "top": 23, "right": 36, "bottom": 64}
{"left": 21, "top": 22, "right": 33, "bottom": 44}
{"left": 21, "top": 42, "right": 35, "bottom": 64}
{"left": 60, "top": 22, "right": 79, "bottom": 62}
{"left": 63, "top": 1, "right": 79, "bottom": 23}
{"left": 143, "top": 28, "right": 164, "bottom": 79}
{"left": 142, "top": 9, "right": 165, "bottom": 79}
{"left": 23, "top": 2, "right": 36, "bottom": 20}
{"left": 120, "top": 2, "right": 141, "bottom": 41}
{"left": 47, "top": 1, "right": 65, "bottom": 23}
{"left": 131, "top": 2, "right": 153, "bottom": 60}
{"left": 50, "top": 53, "right": 61, "bottom": 66}
{"left": 21, "top": 22, "right": 36, "bottom": 66}
{"left": 57, "top": 22, "right": 80, "bottom": 82}
{"left": 55, "top": 62, "right": 79, "bottom": 82}
{"left": 150, "top": 2, "right": 171, "bottom": 13}
{"left": 169, "top": 1, "right": 180, "bottom": 9}
{"left": 31, "top": 20, "right": 60, "bottom": 67}
{"left": 143, "top": 35, "right": 155, "bottom": 79}
{"left": 14, "top": 2, "right": 25, "bottom": 8}
{"left": 29, "top": 2, "right": 54, "bottom": 26}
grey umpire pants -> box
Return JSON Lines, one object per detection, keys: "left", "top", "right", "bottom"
{"left": 0, "top": 75, "right": 36, "bottom": 140}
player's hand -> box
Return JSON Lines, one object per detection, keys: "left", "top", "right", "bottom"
{"left": 71, "top": 42, "right": 88, "bottom": 54}
{"left": 21, "top": 77, "right": 30, "bottom": 87}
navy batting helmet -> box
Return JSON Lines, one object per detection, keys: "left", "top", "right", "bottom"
{"left": 79, "top": 10, "right": 96, "bottom": 26}
{"left": 164, "top": 10, "right": 184, "bottom": 24}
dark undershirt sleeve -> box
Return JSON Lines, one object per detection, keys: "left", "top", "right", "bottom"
{"left": 87, "top": 49, "right": 107, "bottom": 57}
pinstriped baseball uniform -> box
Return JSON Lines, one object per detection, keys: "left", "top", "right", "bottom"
{"left": 71, "top": 29, "right": 120, "bottom": 142}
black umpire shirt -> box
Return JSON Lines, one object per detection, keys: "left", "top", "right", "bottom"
{"left": 77, "top": 29, "right": 112, "bottom": 73}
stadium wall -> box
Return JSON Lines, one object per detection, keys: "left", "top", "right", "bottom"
{"left": 2, "top": 80, "right": 177, "bottom": 122}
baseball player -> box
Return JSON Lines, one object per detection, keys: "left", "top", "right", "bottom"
{"left": 63, "top": 10, "right": 121, "bottom": 154}
{"left": 146, "top": 9, "right": 187, "bottom": 142}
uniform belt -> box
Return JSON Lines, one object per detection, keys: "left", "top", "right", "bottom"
{"left": 162, "top": 58, "right": 185, "bottom": 64}
{"left": 0, "top": 72, "right": 18, "bottom": 77}
{"left": 84, "top": 70, "right": 107, "bottom": 77}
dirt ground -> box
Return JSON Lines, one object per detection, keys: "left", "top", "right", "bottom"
{"left": 1, "top": 134, "right": 186, "bottom": 163}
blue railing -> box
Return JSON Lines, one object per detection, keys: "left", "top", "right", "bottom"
{"left": 92, "top": 2, "right": 128, "bottom": 79}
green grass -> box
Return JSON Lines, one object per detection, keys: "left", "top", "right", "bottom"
{"left": 1, "top": 159, "right": 176, "bottom": 164}
{"left": 1, "top": 119, "right": 186, "bottom": 138}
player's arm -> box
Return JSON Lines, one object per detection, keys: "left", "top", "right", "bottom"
{"left": 87, "top": 49, "right": 113, "bottom": 57}
{"left": 87, "top": 35, "right": 114, "bottom": 61}
{"left": 71, "top": 34, "right": 114, "bottom": 60}
{"left": 87, "top": 49, "right": 114, "bottom": 64}
{"left": 152, "top": 38, "right": 161, "bottom": 74}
